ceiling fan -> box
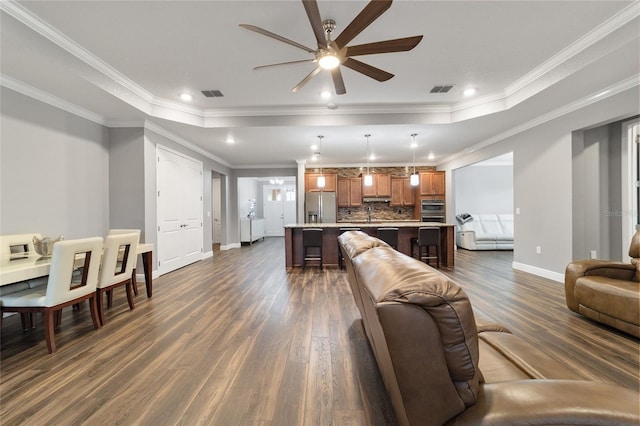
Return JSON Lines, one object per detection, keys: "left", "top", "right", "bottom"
{"left": 239, "top": 0, "right": 423, "bottom": 95}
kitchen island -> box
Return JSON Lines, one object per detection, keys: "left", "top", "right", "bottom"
{"left": 284, "top": 222, "right": 456, "bottom": 268}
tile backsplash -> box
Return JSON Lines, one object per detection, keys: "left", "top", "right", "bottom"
{"left": 338, "top": 203, "right": 415, "bottom": 222}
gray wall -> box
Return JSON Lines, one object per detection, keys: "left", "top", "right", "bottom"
{"left": 453, "top": 165, "right": 513, "bottom": 215}
{"left": 440, "top": 87, "right": 639, "bottom": 278}
{"left": 0, "top": 87, "right": 110, "bottom": 238}
{"left": 109, "top": 127, "right": 145, "bottom": 238}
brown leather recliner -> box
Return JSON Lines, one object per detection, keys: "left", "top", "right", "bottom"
{"left": 565, "top": 231, "right": 640, "bottom": 337}
{"left": 339, "top": 231, "right": 639, "bottom": 426}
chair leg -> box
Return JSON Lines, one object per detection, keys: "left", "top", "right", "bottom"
{"left": 320, "top": 248, "right": 323, "bottom": 270}
{"left": 125, "top": 282, "right": 135, "bottom": 311}
{"left": 20, "top": 313, "right": 30, "bottom": 331}
{"left": 131, "top": 268, "right": 139, "bottom": 296}
{"left": 43, "top": 308, "right": 56, "bottom": 354}
{"left": 54, "top": 310, "right": 62, "bottom": 328}
{"left": 89, "top": 296, "right": 101, "bottom": 329}
{"left": 97, "top": 289, "right": 106, "bottom": 326}
{"left": 107, "top": 290, "right": 113, "bottom": 308}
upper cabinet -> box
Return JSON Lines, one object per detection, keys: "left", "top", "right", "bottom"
{"left": 362, "top": 173, "right": 391, "bottom": 197}
{"left": 337, "top": 178, "right": 362, "bottom": 207}
{"left": 305, "top": 173, "right": 337, "bottom": 192}
{"left": 419, "top": 171, "right": 445, "bottom": 196}
{"left": 390, "top": 177, "right": 415, "bottom": 206}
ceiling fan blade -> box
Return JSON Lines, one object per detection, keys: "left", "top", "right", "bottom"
{"left": 239, "top": 24, "right": 315, "bottom": 53}
{"left": 342, "top": 57, "right": 393, "bottom": 82}
{"left": 292, "top": 67, "right": 322, "bottom": 92}
{"left": 302, "top": 0, "right": 327, "bottom": 49}
{"left": 346, "top": 35, "right": 423, "bottom": 57}
{"left": 334, "top": 0, "right": 392, "bottom": 48}
{"left": 254, "top": 59, "right": 315, "bottom": 70}
{"left": 331, "top": 68, "right": 346, "bottom": 95}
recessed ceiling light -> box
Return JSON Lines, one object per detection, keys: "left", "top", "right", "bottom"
{"left": 428, "top": 153, "right": 435, "bottom": 160}
{"left": 463, "top": 88, "right": 477, "bottom": 97}
{"left": 369, "top": 153, "right": 376, "bottom": 161}
{"left": 410, "top": 141, "right": 418, "bottom": 149}
{"left": 180, "top": 92, "right": 193, "bottom": 102}
{"left": 321, "top": 91, "right": 331, "bottom": 99}
{"left": 311, "top": 144, "right": 318, "bottom": 151}
{"left": 226, "top": 137, "right": 235, "bottom": 144}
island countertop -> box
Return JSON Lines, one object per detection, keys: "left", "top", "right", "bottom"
{"left": 284, "top": 221, "right": 455, "bottom": 228}
{"left": 284, "top": 222, "right": 455, "bottom": 268}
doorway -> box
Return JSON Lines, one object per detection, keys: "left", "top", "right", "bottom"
{"left": 212, "top": 175, "right": 222, "bottom": 251}
{"left": 263, "top": 184, "right": 296, "bottom": 236}
{"left": 622, "top": 118, "right": 639, "bottom": 255}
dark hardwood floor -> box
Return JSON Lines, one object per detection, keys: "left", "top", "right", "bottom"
{"left": 1, "top": 237, "right": 638, "bottom": 425}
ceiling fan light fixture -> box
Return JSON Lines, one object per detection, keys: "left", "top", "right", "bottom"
{"left": 318, "top": 52, "right": 340, "bottom": 70}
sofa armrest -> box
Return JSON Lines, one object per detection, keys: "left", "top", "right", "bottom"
{"left": 564, "top": 260, "right": 636, "bottom": 312}
{"left": 448, "top": 380, "right": 640, "bottom": 425}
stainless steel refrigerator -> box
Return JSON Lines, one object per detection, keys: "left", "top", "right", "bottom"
{"left": 305, "top": 192, "right": 336, "bottom": 223}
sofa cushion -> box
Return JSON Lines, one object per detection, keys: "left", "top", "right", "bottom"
{"left": 575, "top": 276, "right": 640, "bottom": 326}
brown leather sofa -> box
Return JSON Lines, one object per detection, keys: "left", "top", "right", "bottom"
{"left": 339, "top": 231, "right": 639, "bottom": 426}
{"left": 565, "top": 231, "right": 640, "bottom": 337}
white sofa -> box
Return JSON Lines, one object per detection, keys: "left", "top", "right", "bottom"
{"left": 456, "top": 214, "right": 513, "bottom": 250}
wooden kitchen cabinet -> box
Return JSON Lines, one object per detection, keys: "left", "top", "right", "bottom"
{"left": 337, "top": 178, "right": 362, "bottom": 207}
{"left": 419, "top": 171, "right": 445, "bottom": 196}
{"left": 305, "top": 173, "right": 336, "bottom": 192}
{"left": 362, "top": 173, "right": 391, "bottom": 197}
{"left": 391, "top": 178, "right": 415, "bottom": 206}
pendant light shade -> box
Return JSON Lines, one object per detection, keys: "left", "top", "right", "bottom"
{"left": 316, "top": 136, "right": 325, "bottom": 188}
{"left": 364, "top": 134, "right": 373, "bottom": 186}
{"left": 410, "top": 133, "right": 419, "bottom": 186}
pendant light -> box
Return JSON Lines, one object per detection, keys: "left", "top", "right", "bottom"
{"left": 364, "top": 134, "right": 373, "bottom": 186}
{"left": 410, "top": 133, "right": 420, "bottom": 187}
{"left": 316, "top": 136, "right": 326, "bottom": 188}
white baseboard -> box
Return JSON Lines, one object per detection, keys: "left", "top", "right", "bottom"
{"left": 512, "top": 261, "right": 564, "bottom": 283}
{"left": 202, "top": 251, "right": 213, "bottom": 259}
{"left": 221, "top": 243, "right": 241, "bottom": 250}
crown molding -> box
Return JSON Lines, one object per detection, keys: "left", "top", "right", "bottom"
{"left": 505, "top": 2, "right": 640, "bottom": 97}
{"left": 143, "top": 120, "right": 232, "bottom": 168}
{"left": 0, "top": 74, "right": 107, "bottom": 126}
{"left": 4, "top": 0, "right": 634, "bottom": 127}
{"left": 439, "top": 74, "right": 640, "bottom": 165}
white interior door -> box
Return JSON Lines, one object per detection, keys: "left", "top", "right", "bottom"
{"left": 263, "top": 184, "right": 296, "bottom": 237}
{"left": 157, "top": 146, "right": 203, "bottom": 275}
{"left": 264, "top": 185, "right": 284, "bottom": 236}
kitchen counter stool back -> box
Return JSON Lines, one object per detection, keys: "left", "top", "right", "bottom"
{"left": 302, "top": 228, "right": 324, "bottom": 270}
{"left": 413, "top": 227, "right": 441, "bottom": 268}
{"left": 377, "top": 227, "right": 399, "bottom": 250}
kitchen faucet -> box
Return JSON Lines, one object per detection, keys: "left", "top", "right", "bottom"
{"left": 367, "top": 206, "right": 372, "bottom": 223}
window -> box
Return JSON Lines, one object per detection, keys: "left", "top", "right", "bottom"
{"left": 267, "top": 188, "right": 282, "bottom": 202}
{"left": 285, "top": 188, "right": 296, "bottom": 202}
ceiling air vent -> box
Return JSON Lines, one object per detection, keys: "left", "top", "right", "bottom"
{"left": 429, "top": 85, "right": 454, "bottom": 94}
{"left": 201, "top": 89, "right": 224, "bottom": 98}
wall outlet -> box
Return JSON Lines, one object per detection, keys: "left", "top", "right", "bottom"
{"left": 516, "top": 207, "right": 521, "bottom": 215}
{"left": 590, "top": 250, "right": 597, "bottom": 259}
{"left": 536, "top": 246, "right": 542, "bottom": 254}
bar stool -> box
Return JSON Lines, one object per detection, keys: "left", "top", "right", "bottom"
{"left": 303, "top": 228, "right": 324, "bottom": 270}
{"left": 338, "top": 227, "right": 360, "bottom": 270}
{"left": 377, "top": 227, "right": 399, "bottom": 250}
{"left": 412, "top": 227, "right": 441, "bottom": 268}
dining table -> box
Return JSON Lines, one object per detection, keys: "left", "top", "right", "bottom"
{"left": 0, "top": 243, "right": 154, "bottom": 297}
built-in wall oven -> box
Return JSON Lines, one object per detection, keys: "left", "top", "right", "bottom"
{"left": 421, "top": 199, "right": 445, "bottom": 222}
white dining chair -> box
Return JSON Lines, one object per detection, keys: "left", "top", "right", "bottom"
{"left": 0, "top": 237, "right": 103, "bottom": 354}
{"left": 107, "top": 229, "right": 142, "bottom": 295}
{"left": 96, "top": 232, "right": 140, "bottom": 326}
